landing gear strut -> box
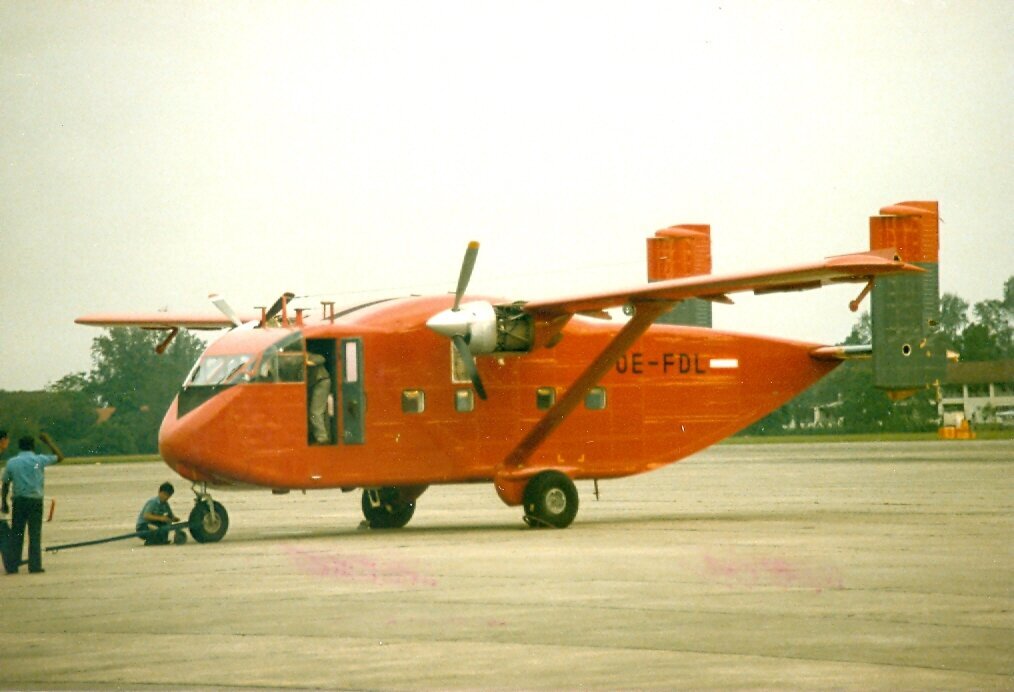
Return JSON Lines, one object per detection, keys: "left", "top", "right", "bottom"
{"left": 361, "top": 487, "right": 416, "bottom": 529}
{"left": 188, "top": 483, "right": 230, "bottom": 543}
{"left": 523, "top": 471, "right": 579, "bottom": 528}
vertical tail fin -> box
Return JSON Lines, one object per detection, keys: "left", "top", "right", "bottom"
{"left": 646, "top": 225, "right": 713, "bottom": 327}
{"left": 869, "top": 201, "right": 947, "bottom": 396}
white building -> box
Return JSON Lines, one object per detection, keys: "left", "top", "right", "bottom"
{"left": 938, "top": 360, "right": 1014, "bottom": 426}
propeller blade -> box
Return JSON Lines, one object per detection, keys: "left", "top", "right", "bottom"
{"left": 208, "top": 293, "right": 243, "bottom": 328}
{"left": 452, "top": 334, "right": 487, "bottom": 400}
{"left": 453, "top": 241, "right": 480, "bottom": 312}
{"left": 265, "top": 292, "right": 296, "bottom": 322}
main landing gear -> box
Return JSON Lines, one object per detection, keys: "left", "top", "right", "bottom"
{"left": 188, "top": 483, "right": 230, "bottom": 543}
{"left": 522, "top": 471, "right": 579, "bottom": 529}
{"left": 361, "top": 487, "right": 416, "bottom": 529}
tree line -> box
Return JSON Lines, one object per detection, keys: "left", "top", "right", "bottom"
{"left": 1, "top": 329, "right": 205, "bottom": 456}
{"left": 1, "top": 277, "right": 1010, "bottom": 455}
{"left": 739, "top": 276, "right": 1012, "bottom": 435}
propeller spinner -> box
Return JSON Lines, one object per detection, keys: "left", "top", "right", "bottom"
{"left": 426, "top": 242, "right": 496, "bottom": 400}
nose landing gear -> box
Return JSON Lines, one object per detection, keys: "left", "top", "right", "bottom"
{"left": 188, "top": 483, "right": 230, "bottom": 543}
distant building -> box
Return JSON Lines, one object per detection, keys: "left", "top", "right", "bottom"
{"left": 938, "top": 360, "right": 1014, "bottom": 426}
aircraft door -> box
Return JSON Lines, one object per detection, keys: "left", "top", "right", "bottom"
{"left": 306, "top": 339, "right": 338, "bottom": 445}
{"left": 340, "top": 338, "right": 366, "bottom": 444}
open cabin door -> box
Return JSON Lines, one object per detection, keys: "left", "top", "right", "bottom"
{"left": 340, "top": 338, "right": 365, "bottom": 444}
{"left": 306, "top": 337, "right": 365, "bottom": 446}
{"left": 306, "top": 339, "right": 338, "bottom": 445}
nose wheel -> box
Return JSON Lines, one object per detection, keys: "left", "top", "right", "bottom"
{"left": 188, "top": 485, "right": 230, "bottom": 543}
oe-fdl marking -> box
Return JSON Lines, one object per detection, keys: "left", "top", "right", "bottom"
{"left": 615, "top": 352, "right": 706, "bottom": 375}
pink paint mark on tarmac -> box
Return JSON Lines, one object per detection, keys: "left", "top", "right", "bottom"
{"left": 701, "top": 553, "right": 844, "bottom": 592}
{"left": 284, "top": 546, "right": 438, "bottom": 588}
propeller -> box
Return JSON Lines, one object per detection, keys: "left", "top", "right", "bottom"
{"left": 452, "top": 335, "right": 487, "bottom": 400}
{"left": 209, "top": 293, "right": 243, "bottom": 328}
{"left": 265, "top": 292, "right": 296, "bottom": 323}
{"left": 426, "top": 242, "right": 494, "bottom": 400}
{"left": 453, "top": 241, "right": 480, "bottom": 311}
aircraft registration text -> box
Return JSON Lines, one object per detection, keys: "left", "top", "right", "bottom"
{"left": 615, "top": 352, "right": 707, "bottom": 375}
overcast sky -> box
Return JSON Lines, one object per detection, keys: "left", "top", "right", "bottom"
{"left": 1, "top": 0, "right": 1011, "bottom": 392}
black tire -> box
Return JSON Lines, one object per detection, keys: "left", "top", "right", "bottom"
{"left": 188, "top": 500, "right": 229, "bottom": 543}
{"left": 523, "top": 471, "right": 579, "bottom": 528}
{"left": 361, "top": 488, "right": 416, "bottom": 529}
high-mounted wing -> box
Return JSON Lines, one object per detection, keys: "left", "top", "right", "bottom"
{"left": 521, "top": 249, "right": 919, "bottom": 319}
{"left": 495, "top": 249, "right": 921, "bottom": 484}
{"left": 75, "top": 313, "right": 245, "bottom": 330}
{"left": 75, "top": 310, "right": 261, "bottom": 354}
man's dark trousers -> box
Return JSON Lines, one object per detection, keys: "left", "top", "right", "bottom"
{"left": 10, "top": 497, "right": 44, "bottom": 572}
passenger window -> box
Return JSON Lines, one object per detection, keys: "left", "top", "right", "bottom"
{"left": 584, "top": 386, "right": 607, "bottom": 410}
{"left": 536, "top": 387, "right": 556, "bottom": 410}
{"left": 455, "top": 389, "right": 475, "bottom": 413}
{"left": 402, "top": 389, "right": 426, "bottom": 414}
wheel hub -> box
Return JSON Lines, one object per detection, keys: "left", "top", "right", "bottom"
{"left": 545, "top": 488, "right": 567, "bottom": 515}
{"left": 201, "top": 512, "right": 222, "bottom": 533}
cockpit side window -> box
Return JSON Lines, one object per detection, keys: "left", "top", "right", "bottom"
{"left": 253, "top": 333, "right": 306, "bottom": 383}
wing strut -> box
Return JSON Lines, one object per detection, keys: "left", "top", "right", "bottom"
{"left": 498, "top": 300, "right": 671, "bottom": 474}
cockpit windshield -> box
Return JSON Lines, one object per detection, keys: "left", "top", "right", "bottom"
{"left": 184, "top": 332, "right": 306, "bottom": 389}
{"left": 186, "top": 354, "right": 253, "bottom": 386}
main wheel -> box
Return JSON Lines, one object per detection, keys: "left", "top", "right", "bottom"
{"left": 188, "top": 500, "right": 229, "bottom": 543}
{"left": 361, "top": 488, "right": 416, "bottom": 529}
{"left": 523, "top": 471, "right": 579, "bottom": 528}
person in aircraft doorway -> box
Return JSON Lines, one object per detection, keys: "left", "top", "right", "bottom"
{"left": 136, "top": 482, "right": 186, "bottom": 545}
{"left": 306, "top": 352, "right": 332, "bottom": 444}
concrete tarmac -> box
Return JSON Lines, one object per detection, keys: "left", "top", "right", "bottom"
{"left": 1, "top": 440, "right": 1011, "bottom": 690}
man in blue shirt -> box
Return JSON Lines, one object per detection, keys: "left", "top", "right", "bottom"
{"left": 1, "top": 433, "right": 64, "bottom": 574}
{"left": 136, "top": 481, "right": 185, "bottom": 545}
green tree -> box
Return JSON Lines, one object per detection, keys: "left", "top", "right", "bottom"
{"left": 960, "top": 297, "right": 1012, "bottom": 361}
{"left": 82, "top": 328, "right": 206, "bottom": 453}
{"left": 0, "top": 389, "right": 97, "bottom": 454}
{"left": 844, "top": 311, "right": 871, "bottom": 346}
{"left": 938, "top": 293, "right": 969, "bottom": 353}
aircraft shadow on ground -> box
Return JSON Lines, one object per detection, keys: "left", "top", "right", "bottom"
{"left": 215, "top": 507, "right": 849, "bottom": 545}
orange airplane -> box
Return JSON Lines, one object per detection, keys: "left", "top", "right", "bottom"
{"left": 77, "top": 201, "right": 943, "bottom": 541}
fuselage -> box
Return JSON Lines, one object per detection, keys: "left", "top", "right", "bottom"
{"left": 158, "top": 294, "right": 838, "bottom": 493}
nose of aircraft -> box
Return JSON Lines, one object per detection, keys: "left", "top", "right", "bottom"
{"left": 157, "top": 400, "right": 189, "bottom": 471}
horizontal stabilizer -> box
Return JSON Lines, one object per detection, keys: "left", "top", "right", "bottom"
{"left": 810, "top": 344, "right": 873, "bottom": 361}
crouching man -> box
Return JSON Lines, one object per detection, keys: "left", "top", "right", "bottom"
{"left": 136, "top": 482, "right": 186, "bottom": 545}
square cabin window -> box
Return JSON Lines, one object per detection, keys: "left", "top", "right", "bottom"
{"left": 584, "top": 387, "right": 607, "bottom": 410}
{"left": 455, "top": 389, "right": 475, "bottom": 413}
{"left": 536, "top": 387, "right": 556, "bottom": 410}
{"left": 402, "top": 389, "right": 425, "bottom": 414}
